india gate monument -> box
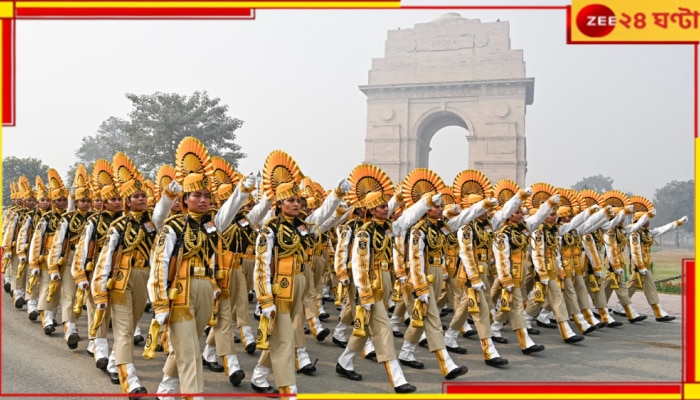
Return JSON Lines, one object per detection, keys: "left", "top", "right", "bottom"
{"left": 360, "top": 13, "right": 534, "bottom": 186}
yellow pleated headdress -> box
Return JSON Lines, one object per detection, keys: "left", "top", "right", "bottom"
{"left": 112, "top": 152, "right": 145, "bottom": 199}
{"left": 493, "top": 179, "right": 521, "bottom": 209}
{"left": 579, "top": 189, "right": 603, "bottom": 208}
{"left": 73, "top": 164, "right": 91, "bottom": 200}
{"left": 347, "top": 163, "right": 394, "bottom": 210}
{"left": 34, "top": 176, "right": 48, "bottom": 200}
{"left": 525, "top": 182, "right": 556, "bottom": 211}
{"left": 629, "top": 195, "right": 654, "bottom": 222}
{"left": 92, "top": 159, "right": 118, "bottom": 201}
{"left": 47, "top": 168, "right": 68, "bottom": 201}
{"left": 453, "top": 169, "right": 493, "bottom": 208}
{"left": 262, "top": 150, "right": 304, "bottom": 201}
{"left": 602, "top": 190, "right": 631, "bottom": 213}
{"left": 401, "top": 168, "right": 446, "bottom": 209}
{"left": 175, "top": 137, "right": 214, "bottom": 193}
{"left": 211, "top": 156, "right": 240, "bottom": 201}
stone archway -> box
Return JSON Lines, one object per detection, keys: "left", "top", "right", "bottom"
{"left": 360, "top": 12, "right": 534, "bottom": 186}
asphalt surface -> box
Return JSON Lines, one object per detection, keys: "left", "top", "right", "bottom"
{"left": 0, "top": 288, "right": 683, "bottom": 399}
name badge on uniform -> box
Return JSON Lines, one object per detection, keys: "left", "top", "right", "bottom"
{"left": 203, "top": 221, "right": 217, "bottom": 234}
{"left": 385, "top": 228, "right": 393, "bottom": 237}
{"left": 297, "top": 224, "right": 308, "bottom": 236}
{"left": 440, "top": 226, "right": 450, "bottom": 235}
{"left": 143, "top": 221, "right": 156, "bottom": 233}
{"left": 237, "top": 218, "right": 249, "bottom": 227}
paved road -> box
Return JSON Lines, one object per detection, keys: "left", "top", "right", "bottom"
{"left": 1, "top": 289, "right": 683, "bottom": 399}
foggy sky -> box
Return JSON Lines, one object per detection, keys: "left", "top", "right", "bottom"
{"left": 2, "top": 5, "right": 695, "bottom": 200}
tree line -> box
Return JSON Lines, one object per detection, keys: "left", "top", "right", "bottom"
{"left": 2, "top": 91, "right": 694, "bottom": 245}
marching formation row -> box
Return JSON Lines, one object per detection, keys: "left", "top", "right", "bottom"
{"left": 2, "top": 136, "right": 686, "bottom": 399}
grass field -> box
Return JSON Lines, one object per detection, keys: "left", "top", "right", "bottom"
{"left": 646, "top": 246, "right": 694, "bottom": 294}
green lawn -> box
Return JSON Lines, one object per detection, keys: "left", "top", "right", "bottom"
{"left": 646, "top": 246, "right": 694, "bottom": 294}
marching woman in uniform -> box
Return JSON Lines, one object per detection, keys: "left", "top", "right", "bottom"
{"left": 15, "top": 176, "right": 52, "bottom": 321}
{"left": 627, "top": 195, "right": 687, "bottom": 322}
{"left": 48, "top": 164, "right": 92, "bottom": 350}
{"left": 72, "top": 159, "right": 123, "bottom": 371}
{"left": 149, "top": 137, "right": 255, "bottom": 398}
{"left": 29, "top": 169, "right": 69, "bottom": 336}
{"left": 91, "top": 152, "right": 172, "bottom": 397}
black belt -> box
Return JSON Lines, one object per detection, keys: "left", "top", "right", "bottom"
{"left": 69, "top": 244, "right": 76, "bottom": 250}
{"left": 428, "top": 256, "right": 442, "bottom": 264}
{"left": 190, "top": 266, "right": 214, "bottom": 277}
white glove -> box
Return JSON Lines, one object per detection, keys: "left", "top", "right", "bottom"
{"left": 340, "top": 278, "right": 349, "bottom": 287}
{"left": 614, "top": 269, "right": 623, "bottom": 275}
{"left": 97, "top": 302, "right": 108, "bottom": 311}
{"left": 678, "top": 216, "right": 688, "bottom": 225}
{"left": 78, "top": 280, "right": 89, "bottom": 290}
{"left": 523, "top": 187, "right": 533, "bottom": 196}
{"left": 69, "top": 187, "right": 77, "bottom": 198}
{"left": 337, "top": 178, "right": 352, "bottom": 195}
{"left": 242, "top": 173, "right": 257, "bottom": 191}
{"left": 472, "top": 282, "right": 485, "bottom": 291}
{"left": 504, "top": 285, "right": 514, "bottom": 292}
{"left": 19, "top": 256, "right": 27, "bottom": 263}
{"left": 541, "top": 279, "right": 549, "bottom": 286}
{"left": 485, "top": 198, "right": 498, "bottom": 208}
{"left": 430, "top": 193, "right": 442, "bottom": 207}
{"left": 362, "top": 303, "right": 373, "bottom": 311}
{"left": 50, "top": 272, "right": 61, "bottom": 281}
{"left": 447, "top": 204, "right": 460, "bottom": 214}
{"left": 418, "top": 293, "right": 429, "bottom": 303}
{"left": 649, "top": 208, "right": 657, "bottom": 217}
{"left": 549, "top": 194, "right": 560, "bottom": 205}
{"left": 262, "top": 305, "right": 276, "bottom": 319}
{"left": 167, "top": 180, "right": 183, "bottom": 196}
{"left": 638, "top": 269, "right": 647, "bottom": 275}
{"left": 155, "top": 311, "right": 169, "bottom": 326}
{"left": 626, "top": 205, "right": 634, "bottom": 213}
{"left": 589, "top": 204, "right": 600, "bottom": 212}
{"left": 594, "top": 271, "right": 604, "bottom": 278}
{"left": 30, "top": 268, "right": 40, "bottom": 276}
{"left": 398, "top": 276, "right": 407, "bottom": 284}
{"left": 213, "top": 289, "right": 221, "bottom": 300}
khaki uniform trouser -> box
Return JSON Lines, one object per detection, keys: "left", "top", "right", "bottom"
{"left": 437, "top": 274, "right": 458, "bottom": 310}
{"left": 339, "top": 281, "right": 357, "bottom": 326}
{"left": 38, "top": 260, "right": 60, "bottom": 311}
{"left": 573, "top": 273, "right": 593, "bottom": 311}
{"left": 493, "top": 278, "right": 526, "bottom": 331}
{"left": 291, "top": 273, "right": 310, "bottom": 349}
{"left": 561, "top": 276, "right": 582, "bottom": 316}
{"left": 586, "top": 273, "right": 609, "bottom": 309}
{"left": 206, "top": 279, "right": 236, "bottom": 357}
{"left": 258, "top": 273, "right": 305, "bottom": 388}
{"left": 302, "top": 256, "right": 324, "bottom": 320}
{"left": 626, "top": 268, "right": 660, "bottom": 306}
{"left": 163, "top": 277, "right": 213, "bottom": 394}
{"left": 242, "top": 257, "right": 255, "bottom": 294}
{"left": 60, "top": 250, "right": 78, "bottom": 324}
{"left": 404, "top": 266, "right": 446, "bottom": 352}
{"left": 229, "top": 267, "right": 251, "bottom": 328}
{"left": 525, "top": 279, "right": 569, "bottom": 323}
{"left": 11, "top": 253, "right": 26, "bottom": 294}
{"left": 449, "top": 284, "right": 492, "bottom": 340}
{"left": 112, "top": 268, "right": 148, "bottom": 365}
{"left": 347, "top": 288, "right": 397, "bottom": 363}
{"left": 602, "top": 271, "right": 632, "bottom": 306}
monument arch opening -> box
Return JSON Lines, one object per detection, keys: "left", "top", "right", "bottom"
{"left": 360, "top": 12, "right": 533, "bottom": 186}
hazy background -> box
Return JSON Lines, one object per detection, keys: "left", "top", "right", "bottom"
{"left": 2, "top": 5, "right": 696, "bottom": 199}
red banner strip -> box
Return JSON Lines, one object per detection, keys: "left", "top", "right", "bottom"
{"left": 16, "top": 7, "right": 254, "bottom": 18}
{"left": 683, "top": 258, "right": 695, "bottom": 381}
{"left": 445, "top": 383, "right": 683, "bottom": 395}
{"left": 2, "top": 18, "right": 14, "bottom": 126}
